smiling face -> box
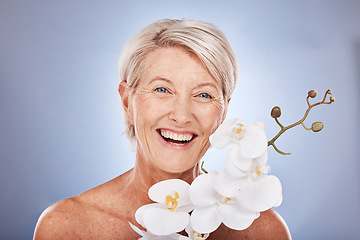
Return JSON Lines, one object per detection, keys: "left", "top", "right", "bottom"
{"left": 124, "top": 47, "right": 228, "bottom": 173}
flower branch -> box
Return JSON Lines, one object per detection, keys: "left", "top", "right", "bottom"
{"left": 201, "top": 161, "right": 208, "bottom": 174}
{"left": 268, "top": 89, "right": 335, "bottom": 155}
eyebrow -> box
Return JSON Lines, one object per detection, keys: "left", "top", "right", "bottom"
{"left": 194, "top": 82, "right": 219, "bottom": 90}
{"left": 148, "top": 77, "right": 172, "bottom": 85}
{"left": 149, "top": 77, "right": 219, "bottom": 90}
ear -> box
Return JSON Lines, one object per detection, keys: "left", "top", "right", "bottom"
{"left": 118, "top": 81, "right": 134, "bottom": 125}
{"left": 221, "top": 97, "right": 231, "bottom": 123}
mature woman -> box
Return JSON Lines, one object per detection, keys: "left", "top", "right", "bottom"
{"left": 34, "top": 19, "right": 291, "bottom": 239}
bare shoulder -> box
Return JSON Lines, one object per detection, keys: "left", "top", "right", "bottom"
{"left": 33, "top": 170, "right": 138, "bottom": 239}
{"left": 210, "top": 209, "right": 291, "bottom": 240}
{"left": 249, "top": 209, "right": 291, "bottom": 239}
{"left": 33, "top": 197, "right": 86, "bottom": 239}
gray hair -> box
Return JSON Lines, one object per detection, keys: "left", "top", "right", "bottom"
{"left": 119, "top": 19, "right": 238, "bottom": 142}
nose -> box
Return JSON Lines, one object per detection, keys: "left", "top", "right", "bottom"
{"left": 168, "top": 100, "right": 192, "bottom": 125}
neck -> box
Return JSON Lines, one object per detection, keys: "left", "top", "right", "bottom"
{"left": 125, "top": 151, "right": 200, "bottom": 206}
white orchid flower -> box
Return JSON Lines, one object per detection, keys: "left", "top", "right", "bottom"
{"left": 189, "top": 172, "right": 260, "bottom": 234}
{"left": 236, "top": 174, "right": 283, "bottom": 212}
{"left": 215, "top": 150, "right": 283, "bottom": 212}
{"left": 135, "top": 179, "right": 194, "bottom": 236}
{"left": 210, "top": 118, "right": 268, "bottom": 159}
{"left": 184, "top": 224, "right": 209, "bottom": 240}
{"left": 215, "top": 150, "right": 269, "bottom": 197}
{"left": 129, "top": 222, "right": 181, "bottom": 240}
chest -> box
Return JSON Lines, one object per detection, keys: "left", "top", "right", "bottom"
{"left": 74, "top": 206, "right": 141, "bottom": 239}
{"left": 76, "top": 203, "right": 254, "bottom": 239}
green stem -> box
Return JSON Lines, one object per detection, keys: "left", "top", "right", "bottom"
{"left": 268, "top": 89, "right": 334, "bottom": 155}
{"left": 269, "top": 142, "right": 291, "bottom": 155}
{"left": 275, "top": 117, "right": 284, "bottom": 129}
{"left": 201, "top": 161, "right": 208, "bottom": 174}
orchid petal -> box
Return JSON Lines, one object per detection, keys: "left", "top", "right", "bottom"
{"left": 214, "top": 170, "right": 247, "bottom": 197}
{"left": 237, "top": 175, "right": 282, "bottom": 212}
{"left": 191, "top": 205, "right": 221, "bottom": 234}
{"left": 177, "top": 203, "right": 194, "bottom": 213}
{"left": 132, "top": 216, "right": 183, "bottom": 239}
{"left": 254, "top": 150, "right": 268, "bottom": 168}
{"left": 218, "top": 200, "right": 260, "bottom": 230}
{"left": 143, "top": 208, "right": 189, "bottom": 236}
{"left": 189, "top": 173, "right": 218, "bottom": 206}
{"left": 162, "top": 233, "right": 185, "bottom": 240}
{"left": 184, "top": 225, "right": 209, "bottom": 240}
{"left": 252, "top": 121, "right": 265, "bottom": 129}
{"left": 129, "top": 222, "right": 146, "bottom": 237}
{"left": 149, "top": 179, "right": 191, "bottom": 207}
{"left": 135, "top": 203, "right": 161, "bottom": 228}
{"left": 210, "top": 118, "right": 243, "bottom": 149}
{"left": 239, "top": 124, "right": 268, "bottom": 158}
{"left": 225, "top": 155, "right": 247, "bottom": 177}
{"left": 178, "top": 236, "right": 191, "bottom": 240}
{"left": 228, "top": 146, "right": 253, "bottom": 172}
{"left": 274, "top": 193, "right": 283, "bottom": 207}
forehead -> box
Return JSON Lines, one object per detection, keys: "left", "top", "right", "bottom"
{"left": 141, "top": 47, "right": 220, "bottom": 87}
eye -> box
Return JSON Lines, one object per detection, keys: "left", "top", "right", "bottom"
{"left": 198, "top": 93, "right": 212, "bottom": 99}
{"left": 155, "top": 87, "right": 167, "bottom": 93}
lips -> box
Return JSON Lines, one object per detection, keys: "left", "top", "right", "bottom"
{"left": 158, "top": 129, "right": 196, "bottom": 145}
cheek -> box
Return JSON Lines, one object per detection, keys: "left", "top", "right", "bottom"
{"left": 132, "top": 94, "right": 172, "bottom": 127}
{"left": 195, "top": 102, "right": 225, "bottom": 135}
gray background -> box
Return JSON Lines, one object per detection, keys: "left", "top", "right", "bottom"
{"left": 1, "top": 0, "right": 359, "bottom": 239}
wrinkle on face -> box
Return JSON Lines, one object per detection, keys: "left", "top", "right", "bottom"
{"left": 126, "top": 46, "right": 229, "bottom": 174}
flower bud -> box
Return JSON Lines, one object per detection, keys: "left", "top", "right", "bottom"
{"left": 330, "top": 96, "right": 335, "bottom": 102}
{"left": 311, "top": 121, "right": 324, "bottom": 132}
{"left": 308, "top": 90, "right": 317, "bottom": 98}
{"left": 271, "top": 106, "right": 281, "bottom": 118}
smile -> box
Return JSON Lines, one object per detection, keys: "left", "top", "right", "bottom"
{"left": 158, "top": 129, "right": 196, "bottom": 145}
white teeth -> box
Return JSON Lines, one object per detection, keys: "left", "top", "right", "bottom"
{"left": 160, "top": 130, "right": 193, "bottom": 141}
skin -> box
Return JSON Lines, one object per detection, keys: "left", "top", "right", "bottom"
{"left": 34, "top": 47, "right": 291, "bottom": 240}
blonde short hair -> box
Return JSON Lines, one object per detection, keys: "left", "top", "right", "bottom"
{"left": 119, "top": 19, "right": 238, "bottom": 141}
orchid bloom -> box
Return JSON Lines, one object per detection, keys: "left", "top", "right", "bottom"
{"left": 215, "top": 150, "right": 283, "bottom": 212}
{"left": 135, "top": 179, "right": 194, "bottom": 236}
{"left": 214, "top": 150, "right": 269, "bottom": 197}
{"left": 210, "top": 118, "right": 268, "bottom": 159}
{"left": 189, "top": 172, "right": 260, "bottom": 234}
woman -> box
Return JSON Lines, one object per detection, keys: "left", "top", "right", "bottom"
{"left": 34, "top": 19, "right": 291, "bottom": 239}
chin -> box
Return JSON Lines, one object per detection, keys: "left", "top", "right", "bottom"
{"left": 136, "top": 128, "right": 210, "bottom": 175}
{"left": 155, "top": 156, "right": 199, "bottom": 174}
